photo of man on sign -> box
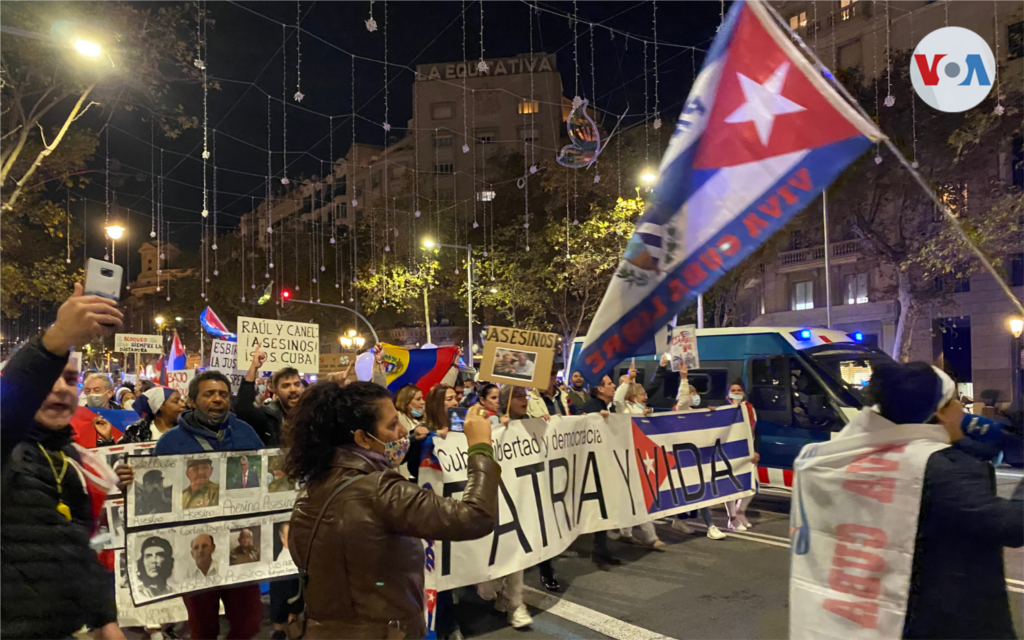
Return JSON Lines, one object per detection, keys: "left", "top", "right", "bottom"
{"left": 479, "top": 326, "right": 557, "bottom": 390}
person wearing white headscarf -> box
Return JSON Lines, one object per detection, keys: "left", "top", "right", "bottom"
{"left": 119, "top": 387, "right": 184, "bottom": 444}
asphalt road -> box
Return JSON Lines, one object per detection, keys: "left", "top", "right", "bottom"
{"left": 165, "top": 469, "right": 1024, "bottom": 640}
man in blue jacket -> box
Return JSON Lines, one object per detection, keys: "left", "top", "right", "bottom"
{"left": 153, "top": 370, "right": 263, "bottom": 639}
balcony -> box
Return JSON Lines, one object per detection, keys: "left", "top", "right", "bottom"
{"left": 778, "top": 239, "right": 864, "bottom": 272}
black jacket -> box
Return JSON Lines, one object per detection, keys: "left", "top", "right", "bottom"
{"left": 233, "top": 378, "right": 285, "bottom": 446}
{"left": 0, "top": 338, "right": 117, "bottom": 638}
{"left": 903, "top": 443, "right": 1024, "bottom": 639}
{"left": 119, "top": 416, "right": 156, "bottom": 444}
{"left": 579, "top": 396, "right": 613, "bottom": 415}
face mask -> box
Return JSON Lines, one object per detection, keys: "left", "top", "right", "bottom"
{"left": 691, "top": 395, "right": 701, "bottom": 407}
{"left": 83, "top": 393, "right": 107, "bottom": 408}
{"left": 193, "top": 406, "right": 229, "bottom": 430}
{"left": 463, "top": 387, "right": 471, "bottom": 398}
{"left": 729, "top": 393, "right": 744, "bottom": 403}
{"left": 369, "top": 433, "right": 411, "bottom": 468}
{"left": 411, "top": 408, "right": 424, "bottom": 418}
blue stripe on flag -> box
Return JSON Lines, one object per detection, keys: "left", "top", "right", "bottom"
{"left": 579, "top": 135, "right": 872, "bottom": 385}
{"left": 635, "top": 406, "right": 744, "bottom": 435}
{"left": 651, "top": 471, "right": 752, "bottom": 513}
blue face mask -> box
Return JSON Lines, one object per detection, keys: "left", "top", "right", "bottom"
{"left": 411, "top": 408, "right": 424, "bottom": 418}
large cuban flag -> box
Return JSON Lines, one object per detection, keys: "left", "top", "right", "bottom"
{"left": 167, "top": 330, "right": 187, "bottom": 371}
{"left": 200, "top": 306, "right": 237, "bottom": 342}
{"left": 579, "top": 0, "right": 883, "bottom": 385}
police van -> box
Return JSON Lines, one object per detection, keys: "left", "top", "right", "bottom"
{"left": 568, "top": 327, "right": 1014, "bottom": 488}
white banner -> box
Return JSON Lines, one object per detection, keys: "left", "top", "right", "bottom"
{"left": 114, "top": 549, "right": 200, "bottom": 627}
{"left": 115, "top": 334, "right": 165, "bottom": 354}
{"left": 789, "top": 411, "right": 949, "bottom": 640}
{"left": 237, "top": 316, "right": 319, "bottom": 374}
{"left": 418, "top": 408, "right": 755, "bottom": 592}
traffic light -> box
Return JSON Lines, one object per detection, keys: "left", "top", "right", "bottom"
{"left": 281, "top": 289, "right": 292, "bottom": 303}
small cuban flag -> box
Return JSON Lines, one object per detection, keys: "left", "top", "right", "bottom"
{"left": 579, "top": 0, "right": 883, "bottom": 385}
{"left": 168, "top": 330, "right": 187, "bottom": 371}
{"left": 200, "top": 306, "right": 237, "bottom": 342}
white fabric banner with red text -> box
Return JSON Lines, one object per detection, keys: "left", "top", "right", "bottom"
{"left": 789, "top": 410, "right": 950, "bottom": 640}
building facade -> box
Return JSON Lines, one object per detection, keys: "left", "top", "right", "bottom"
{"left": 749, "top": 1, "right": 1024, "bottom": 405}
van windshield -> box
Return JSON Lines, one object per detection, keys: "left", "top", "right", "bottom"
{"left": 803, "top": 344, "right": 896, "bottom": 406}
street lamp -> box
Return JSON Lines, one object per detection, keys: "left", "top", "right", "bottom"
{"left": 105, "top": 222, "right": 125, "bottom": 265}
{"left": 74, "top": 39, "right": 102, "bottom": 57}
{"left": 1011, "top": 318, "right": 1024, "bottom": 411}
{"left": 154, "top": 316, "right": 165, "bottom": 327}
{"left": 640, "top": 170, "right": 657, "bottom": 185}
{"left": 422, "top": 237, "right": 474, "bottom": 355}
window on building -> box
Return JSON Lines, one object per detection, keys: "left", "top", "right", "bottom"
{"left": 518, "top": 126, "right": 541, "bottom": 142}
{"left": 840, "top": 0, "right": 860, "bottom": 21}
{"left": 372, "top": 171, "right": 381, "bottom": 189}
{"left": 838, "top": 39, "right": 863, "bottom": 71}
{"left": 935, "top": 182, "right": 968, "bottom": 220}
{"left": 518, "top": 100, "right": 540, "bottom": 115}
{"left": 476, "top": 190, "right": 496, "bottom": 202}
{"left": 1011, "top": 254, "right": 1024, "bottom": 286}
{"left": 434, "top": 134, "right": 453, "bottom": 148}
{"left": 336, "top": 175, "right": 347, "bottom": 195}
{"left": 934, "top": 276, "right": 971, "bottom": 293}
{"left": 844, "top": 273, "right": 869, "bottom": 305}
{"left": 338, "top": 202, "right": 348, "bottom": 219}
{"left": 789, "top": 11, "right": 807, "bottom": 31}
{"left": 431, "top": 103, "right": 454, "bottom": 120}
{"left": 1012, "top": 135, "right": 1023, "bottom": 190}
{"left": 434, "top": 163, "right": 454, "bottom": 175}
{"left": 356, "top": 180, "right": 365, "bottom": 196}
{"left": 476, "top": 128, "right": 497, "bottom": 144}
{"left": 792, "top": 281, "right": 814, "bottom": 310}
{"left": 1009, "top": 21, "right": 1023, "bottom": 60}
{"left": 301, "top": 195, "right": 313, "bottom": 214}
{"left": 790, "top": 229, "right": 806, "bottom": 250}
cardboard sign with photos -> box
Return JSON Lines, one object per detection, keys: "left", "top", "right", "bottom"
{"left": 478, "top": 326, "right": 557, "bottom": 389}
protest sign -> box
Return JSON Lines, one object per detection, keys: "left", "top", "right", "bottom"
{"left": 126, "top": 449, "right": 298, "bottom": 528}
{"left": 209, "top": 339, "right": 237, "bottom": 371}
{"left": 418, "top": 407, "right": 755, "bottom": 592}
{"left": 114, "top": 550, "right": 199, "bottom": 627}
{"left": 319, "top": 352, "right": 353, "bottom": 374}
{"left": 479, "top": 326, "right": 557, "bottom": 389}
{"left": 237, "top": 316, "right": 319, "bottom": 374}
{"left": 669, "top": 324, "right": 700, "bottom": 372}
{"left": 115, "top": 334, "right": 165, "bottom": 354}
{"left": 165, "top": 370, "right": 195, "bottom": 398}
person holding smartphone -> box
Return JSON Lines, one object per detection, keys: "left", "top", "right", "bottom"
{"left": 1, "top": 284, "right": 131, "bottom": 640}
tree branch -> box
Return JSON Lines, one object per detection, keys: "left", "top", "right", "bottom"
{"left": 2, "top": 84, "right": 95, "bottom": 212}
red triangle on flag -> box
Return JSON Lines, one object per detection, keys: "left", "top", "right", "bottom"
{"left": 693, "top": 5, "right": 863, "bottom": 170}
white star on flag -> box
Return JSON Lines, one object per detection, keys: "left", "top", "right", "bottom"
{"left": 723, "top": 61, "right": 805, "bottom": 146}
{"left": 642, "top": 452, "right": 656, "bottom": 477}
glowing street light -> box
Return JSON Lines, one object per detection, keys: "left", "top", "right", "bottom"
{"left": 640, "top": 170, "right": 657, "bottom": 185}
{"left": 1011, "top": 318, "right": 1024, "bottom": 339}
{"left": 74, "top": 39, "right": 102, "bottom": 57}
{"left": 154, "top": 316, "right": 165, "bottom": 327}
{"left": 105, "top": 224, "right": 124, "bottom": 240}
{"left": 422, "top": 238, "right": 436, "bottom": 249}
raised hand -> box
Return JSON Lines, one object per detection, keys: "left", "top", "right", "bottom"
{"left": 42, "top": 283, "right": 123, "bottom": 355}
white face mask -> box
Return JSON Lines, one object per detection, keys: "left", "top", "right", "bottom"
{"left": 690, "top": 395, "right": 701, "bottom": 407}
{"left": 82, "top": 393, "right": 107, "bottom": 408}
{"left": 729, "top": 393, "right": 744, "bottom": 403}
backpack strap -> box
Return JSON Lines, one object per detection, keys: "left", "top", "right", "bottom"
{"left": 289, "top": 474, "right": 361, "bottom": 604}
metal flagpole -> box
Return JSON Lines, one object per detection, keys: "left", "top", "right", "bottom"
{"left": 823, "top": 191, "right": 833, "bottom": 329}
{"left": 697, "top": 294, "right": 704, "bottom": 329}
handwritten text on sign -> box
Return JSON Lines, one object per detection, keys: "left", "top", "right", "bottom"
{"left": 115, "top": 334, "right": 165, "bottom": 354}
{"left": 237, "top": 317, "right": 319, "bottom": 373}
{"left": 209, "top": 339, "right": 237, "bottom": 372}
{"left": 165, "top": 370, "right": 195, "bottom": 398}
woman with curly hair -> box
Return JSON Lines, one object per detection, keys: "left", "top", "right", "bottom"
{"left": 286, "top": 382, "right": 500, "bottom": 640}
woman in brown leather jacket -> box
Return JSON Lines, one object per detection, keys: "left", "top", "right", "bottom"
{"left": 286, "top": 381, "right": 500, "bottom": 640}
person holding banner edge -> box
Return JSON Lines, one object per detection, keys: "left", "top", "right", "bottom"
{"left": 0, "top": 283, "right": 131, "bottom": 640}
{"left": 286, "top": 381, "right": 500, "bottom": 639}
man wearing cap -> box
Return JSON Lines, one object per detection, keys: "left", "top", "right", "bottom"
{"left": 267, "top": 456, "right": 296, "bottom": 493}
{"left": 136, "top": 469, "right": 173, "bottom": 516}
{"left": 183, "top": 458, "right": 219, "bottom": 510}
{"left": 229, "top": 529, "right": 260, "bottom": 565}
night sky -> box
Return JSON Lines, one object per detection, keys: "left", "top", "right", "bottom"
{"left": 80, "top": 1, "right": 724, "bottom": 273}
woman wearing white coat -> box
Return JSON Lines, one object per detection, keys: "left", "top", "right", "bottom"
{"left": 611, "top": 362, "right": 667, "bottom": 549}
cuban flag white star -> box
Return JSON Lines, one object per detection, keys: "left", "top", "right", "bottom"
{"left": 723, "top": 61, "right": 805, "bottom": 146}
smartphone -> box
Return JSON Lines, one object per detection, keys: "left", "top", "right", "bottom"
{"left": 447, "top": 408, "right": 467, "bottom": 432}
{"left": 84, "top": 259, "right": 123, "bottom": 301}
